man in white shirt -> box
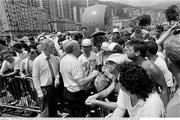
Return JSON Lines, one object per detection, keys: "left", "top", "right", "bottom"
{"left": 111, "top": 62, "right": 164, "bottom": 117}
{"left": 33, "top": 39, "right": 60, "bottom": 117}
{"left": 60, "top": 40, "right": 99, "bottom": 117}
{"left": 20, "top": 46, "right": 38, "bottom": 78}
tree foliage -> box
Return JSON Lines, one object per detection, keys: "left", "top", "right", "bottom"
{"left": 164, "top": 5, "right": 179, "bottom": 23}
{"left": 138, "top": 15, "right": 151, "bottom": 27}
{"left": 129, "top": 14, "right": 151, "bottom": 27}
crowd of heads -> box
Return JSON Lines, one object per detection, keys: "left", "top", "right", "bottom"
{"left": 0, "top": 21, "right": 180, "bottom": 117}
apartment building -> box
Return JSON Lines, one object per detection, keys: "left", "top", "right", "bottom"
{"left": 0, "top": 0, "right": 49, "bottom": 37}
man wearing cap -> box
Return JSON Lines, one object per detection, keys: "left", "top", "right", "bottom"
{"left": 78, "top": 39, "right": 100, "bottom": 78}
{"left": 60, "top": 40, "right": 99, "bottom": 117}
{"left": 112, "top": 28, "right": 124, "bottom": 46}
{"left": 91, "top": 28, "right": 106, "bottom": 51}
{"left": 32, "top": 39, "right": 60, "bottom": 117}
{"left": 85, "top": 53, "right": 126, "bottom": 113}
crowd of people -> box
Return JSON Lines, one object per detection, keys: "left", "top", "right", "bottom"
{"left": 0, "top": 22, "right": 180, "bottom": 118}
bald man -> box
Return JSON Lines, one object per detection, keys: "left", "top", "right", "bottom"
{"left": 60, "top": 40, "right": 99, "bottom": 117}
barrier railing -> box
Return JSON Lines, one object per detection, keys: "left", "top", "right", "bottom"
{"left": 0, "top": 76, "right": 40, "bottom": 115}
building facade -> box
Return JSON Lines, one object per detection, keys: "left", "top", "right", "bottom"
{"left": 0, "top": 0, "right": 49, "bottom": 37}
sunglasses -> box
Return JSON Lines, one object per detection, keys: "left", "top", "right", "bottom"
{"left": 30, "top": 51, "right": 38, "bottom": 54}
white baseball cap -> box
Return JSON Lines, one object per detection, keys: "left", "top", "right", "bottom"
{"left": 112, "top": 28, "right": 120, "bottom": 33}
{"left": 81, "top": 39, "right": 92, "bottom": 46}
{"left": 106, "top": 53, "right": 126, "bottom": 65}
{"left": 101, "top": 42, "right": 110, "bottom": 51}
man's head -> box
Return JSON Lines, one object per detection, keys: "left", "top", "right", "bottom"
{"left": 1, "top": 49, "right": 14, "bottom": 63}
{"left": 81, "top": 39, "right": 92, "bottom": 54}
{"left": 155, "top": 25, "right": 164, "bottom": 36}
{"left": 74, "top": 33, "right": 83, "bottom": 45}
{"left": 105, "top": 53, "right": 126, "bottom": 75}
{"left": 81, "top": 27, "right": 87, "bottom": 36}
{"left": 29, "top": 45, "right": 38, "bottom": 59}
{"left": 165, "top": 34, "right": 180, "bottom": 69}
{"left": 146, "top": 40, "right": 158, "bottom": 56}
{"left": 13, "top": 43, "right": 23, "bottom": 53}
{"left": 134, "top": 26, "right": 142, "bottom": 34}
{"left": 64, "top": 40, "right": 81, "bottom": 57}
{"left": 29, "top": 37, "right": 35, "bottom": 44}
{"left": 118, "top": 62, "right": 155, "bottom": 100}
{"left": 40, "top": 38, "right": 54, "bottom": 56}
{"left": 125, "top": 40, "right": 147, "bottom": 60}
{"left": 112, "top": 28, "right": 120, "bottom": 39}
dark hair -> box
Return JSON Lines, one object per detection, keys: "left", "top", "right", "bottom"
{"left": 13, "top": 43, "right": 22, "bottom": 49}
{"left": 146, "top": 41, "right": 158, "bottom": 55}
{"left": 74, "top": 33, "right": 83, "bottom": 41}
{"left": 127, "top": 40, "right": 147, "bottom": 57}
{"left": 29, "top": 37, "right": 35, "bottom": 41}
{"left": 113, "top": 44, "right": 123, "bottom": 53}
{"left": 58, "top": 35, "right": 66, "bottom": 43}
{"left": 29, "top": 45, "right": 37, "bottom": 50}
{"left": 155, "top": 25, "right": 164, "bottom": 32}
{"left": 118, "top": 62, "right": 155, "bottom": 101}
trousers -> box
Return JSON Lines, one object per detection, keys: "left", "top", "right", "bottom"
{"left": 40, "top": 85, "right": 57, "bottom": 117}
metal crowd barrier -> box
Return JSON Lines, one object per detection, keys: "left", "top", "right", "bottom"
{"left": 0, "top": 76, "right": 40, "bottom": 115}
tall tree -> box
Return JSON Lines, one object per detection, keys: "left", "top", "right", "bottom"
{"left": 164, "top": 5, "right": 179, "bottom": 24}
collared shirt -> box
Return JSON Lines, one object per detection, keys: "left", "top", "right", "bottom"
{"left": 60, "top": 54, "right": 84, "bottom": 92}
{"left": 0, "top": 57, "right": 21, "bottom": 75}
{"left": 20, "top": 57, "right": 33, "bottom": 76}
{"left": 117, "top": 89, "right": 165, "bottom": 117}
{"left": 166, "top": 88, "right": 180, "bottom": 117}
{"left": 32, "top": 52, "right": 59, "bottom": 97}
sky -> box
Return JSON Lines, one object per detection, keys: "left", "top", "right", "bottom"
{"left": 99, "top": 0, "right": 180, "bottom": 7}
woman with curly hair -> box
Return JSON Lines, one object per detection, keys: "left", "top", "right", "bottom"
{"left": 111, "top": 62, "right": 165, "bottom": 117}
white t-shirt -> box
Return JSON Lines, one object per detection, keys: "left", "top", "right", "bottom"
{"left": 0, "top": 57, "right": 21, "bottom": 74}
{"left": 154, "top": 56, "right": 173, "bottom": 87}
{"left": 78, "top": 52, "right": 100, "bottom": 76}
{"left": 117, "top": 89, "right": 165, "bottom": 117}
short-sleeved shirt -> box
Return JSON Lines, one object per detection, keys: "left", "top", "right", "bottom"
{"left": 60, "top": 54, "right": 84, "bottom": 92}
{"left": 78, "top": 52, "right": 100, "bottom": 76}
{"left": 116, "top": 89, "right": 165, "bottom": 117}
{"left": 0, "top": 57, "right": 21, "bottom": 74}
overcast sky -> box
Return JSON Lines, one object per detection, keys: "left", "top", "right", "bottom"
{"left": 99, "top": 0, "right": 180, "bottom": 7}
